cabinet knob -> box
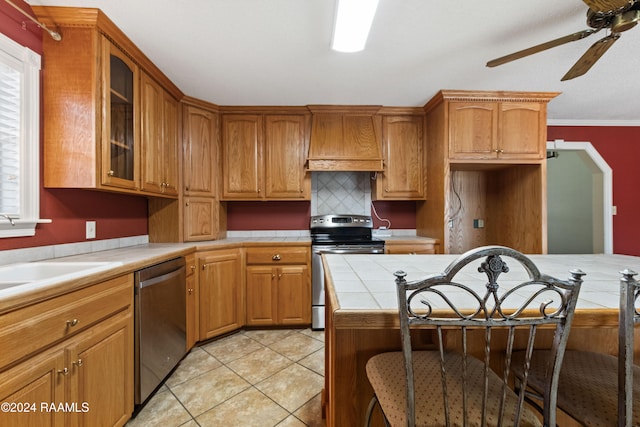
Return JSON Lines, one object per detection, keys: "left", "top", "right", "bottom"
{"left": 57, "top": 368, "right": 69, "bottom": 376}
{"left": 272, "top": 254, "right": 281, "bottom": 261}
{"left": 72, "top": 358, "right": 83, "bottom": 368}
{"left": 272, "top": 274, "right": 276, "bottom": 279}
{"left": 107, "top": 170, "right": 114, "bottom": 177}
{"left": 185, "top": 202, "right": 190, "bottom": 206}
{"left": 188, "top": 288, "right": 193, "bottom": 294}
{"left": 190, "top": 265, "right": 196, "bottom": 271}
{"left": 66, "top": 319, "right": 79, "bottom": 327}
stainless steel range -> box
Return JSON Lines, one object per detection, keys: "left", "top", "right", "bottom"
{"left": 311, "top": 214, "right": 385, "bottom": 329}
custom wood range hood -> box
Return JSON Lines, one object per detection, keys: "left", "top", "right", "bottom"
{"left": 305, "top": 105, "right": 384, "bottom": 172}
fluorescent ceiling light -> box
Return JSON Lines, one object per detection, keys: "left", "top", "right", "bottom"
{"left": 331, "top": 0, "right": 380, "bottom": 53}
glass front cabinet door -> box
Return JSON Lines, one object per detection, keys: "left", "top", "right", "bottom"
{"left": 101, "top": 38, "right": 139, "bottom": 190}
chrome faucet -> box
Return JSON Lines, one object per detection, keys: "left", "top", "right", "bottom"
{"left": 1, "top": 214, "right": 15, "bottom": 226}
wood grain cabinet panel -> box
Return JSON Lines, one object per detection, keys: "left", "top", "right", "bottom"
{"left": 448, "top": 100, "right": 546, "bottom": 161}
{"left": 140, "top": 71, "right": 179, "bottom": 197}
{"left": 183, "top": 105, "right": 218, "bottom": 197}
{"left": 222, "top": 115, "right": 263, "bottom": 199}
{"left": 198, "top": 249, "right": 244, "bottom": 339}
{"left": 245, "top": 246, "right": 310, "bottom": 326}
{"left": 373, "top": 113, "right": 426, "bottom": 200}
{"left": 265, "top": 115, "right": 310, "bottom": 199}
{"left": 185, "top": 254, "right": 198, "bottom": 351}
{"left": 222, "top": 112, "right": 310, "bottom": 200}
{"left": 0, "top": 275, "right": 134, "bottom": 427}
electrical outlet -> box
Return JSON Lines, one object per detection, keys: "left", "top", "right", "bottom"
{"left": 86, "top": 221, "right": 96, "bottom": 239}
{"left": 473, "top": 219, "right": 485, "bottom": 229}
{"left": 612, "top": 206, "right": 617, "bottom": 215}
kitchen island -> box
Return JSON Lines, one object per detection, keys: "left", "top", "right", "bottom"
{"left": 322, "top": 253, "right": 640, "bottom": 427}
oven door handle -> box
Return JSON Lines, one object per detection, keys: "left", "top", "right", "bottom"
{"left": 313, "top": 248, "right": 385, "bottom": 255}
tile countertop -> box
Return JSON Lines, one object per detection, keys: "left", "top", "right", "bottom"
{"left": 0, "top": 237, "right": 311, "bottom": 313}
{"left": 323, "top": 253, "right": 640, "bottom": 312}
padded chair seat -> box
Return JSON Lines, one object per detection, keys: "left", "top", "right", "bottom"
{"left": 513, "top": 350, "right": 640, "bottom": 427}
{"left": 366, "top": 350, "right": 543, "bottom": 427}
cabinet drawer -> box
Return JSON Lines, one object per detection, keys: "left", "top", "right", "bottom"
{"left": 0, "top": 274, "right": 132, "bottom": 369}
{"left": 245, "top": 247, "right": 309, "bottom": 265}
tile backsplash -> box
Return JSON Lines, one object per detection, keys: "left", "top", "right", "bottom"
{"left": 311, "top": 172, "right": 371, "bottom": 216}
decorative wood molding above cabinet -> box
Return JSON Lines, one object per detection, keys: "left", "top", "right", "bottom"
{"left": 34, "top": 7, "right": 183, "bottom": 198}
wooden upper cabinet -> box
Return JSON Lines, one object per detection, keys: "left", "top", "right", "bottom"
{"left": 264, "top": 115, "right": 310, "bottom": 199}
{"left": 35, "top": 7, "right": 183, "bottom": 197}
{"left": 221, "top": 111, "right": 310, "bottom": 200}
{"left": 449, "top": 102, "right": 497, "bottom": 160}
{"left": 101, "top": 42, "right": 139, "bottom": 191}
{"left": 498, "top": 102, "right": 545, "bottom": 159}
{"left": 373, "top": 113, "right": 426, "bottom": 200}
{"left": 222, "top": 114, "right": 263, "bottom": 199}
{"left": 140, "top": 72, "right": 179, "bottom": 197}
{"left": 440, "top": 91, "right": 558, "bottom": 162}
{"left": 183, "top": 104, "right": 218, "bottom": 197}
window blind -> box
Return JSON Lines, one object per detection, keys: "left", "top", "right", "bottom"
{"left": 0, "top": 60, "right": 21, "bottom": 218}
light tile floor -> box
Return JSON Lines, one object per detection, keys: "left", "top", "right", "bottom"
{"left": 126, "top": 328, "right": 326, "bottom": 427}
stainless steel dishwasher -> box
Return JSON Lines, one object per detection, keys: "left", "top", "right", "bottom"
{"left": 134, "top": 257, "right": 186, "bottom": 405}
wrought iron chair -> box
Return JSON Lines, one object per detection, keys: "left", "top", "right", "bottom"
{"left": 364, "top": 245, "right": 585, "bottom": 427}
{"left": 513, "top": 269, "right": 639, "bottom": 427}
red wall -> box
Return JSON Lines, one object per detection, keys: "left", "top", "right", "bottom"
{"left": 548, "top": 126, "right": 640, "bottom": 256}
{"left": 0, "top": 0, "right": 149, "bottom": 251}
{"left": 226, "top": 200, "right": 417, "bottom": 230}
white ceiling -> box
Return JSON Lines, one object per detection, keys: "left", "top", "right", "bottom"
{"left": 27, "top": 0, "right": 640, "bottom": 124}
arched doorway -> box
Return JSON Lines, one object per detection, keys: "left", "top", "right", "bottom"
{"left": 546, "top": 140, "right": 613, "bottom": 254}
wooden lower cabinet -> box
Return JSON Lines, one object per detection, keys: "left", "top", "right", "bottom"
{"left": 185, "top": 254, "right": 198, "bottom": 351}
{"left": 0, "top": 275, "right": 134, "bottom": 427}
{"left": 0, "top": 348, "right": 64, "bottom": 427}
{"left": 0, "top": 310, "right": 133, "bottom": 427}
{"left": 245, "top": 246, "right": 310, "bottom": 326}
{"left": 246, "top": 265, "right": 310, "bottom": 326}
{"left": 198, "top": 249, "right": 245, "bottom": 339}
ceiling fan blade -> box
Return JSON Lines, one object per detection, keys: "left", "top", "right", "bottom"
{"left": 582, "top": 0, "right": 634, "bottom": 14}
{"left": 561, "top": 33, "right": 620, "bottom": 80}
{"left": 486, "top": 29, "right": 596, "bottom": 67}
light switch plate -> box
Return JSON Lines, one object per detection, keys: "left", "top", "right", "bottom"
{"left": 86, "top": 221, "right": 96, "bottom": 239}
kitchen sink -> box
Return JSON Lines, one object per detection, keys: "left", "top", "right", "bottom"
{"left": 0, "top": 261, "right": 119, "bottom": 289}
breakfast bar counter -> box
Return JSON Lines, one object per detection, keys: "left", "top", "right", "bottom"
{"left": 322, "top": 253, "right": 640, "bottom": 427}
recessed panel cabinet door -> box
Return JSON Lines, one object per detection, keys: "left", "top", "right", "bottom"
{"left": 222, "top": 115, "right": 262, "bottom": 199}
{"left": 184, "top": 106, "right": 218, "bottom": 197}
{"left": 67, "top": 311, "right": 133, "bottom": 427}
{"left": 498, "top": 102, "right": 545, "bottom": 159}
{"left": 140, "top": 72, "right": 179, "bottom": 196}
{"left": 0, "top": 349, "right": 65, "bottom": 427}
{"left": 378, "top": 115, "right": 425, "bottom": 199}
{"left": 264, "top": 115, "right": 309, "bottom": 199}
{"left": 199, "top": 250, "right": 244, "bottom": 339}
{"left": 277, "top": 265, "right": 310, "bottom": 324}
{"left": 448, "top": 102, "right": 497, "bottom": 160}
